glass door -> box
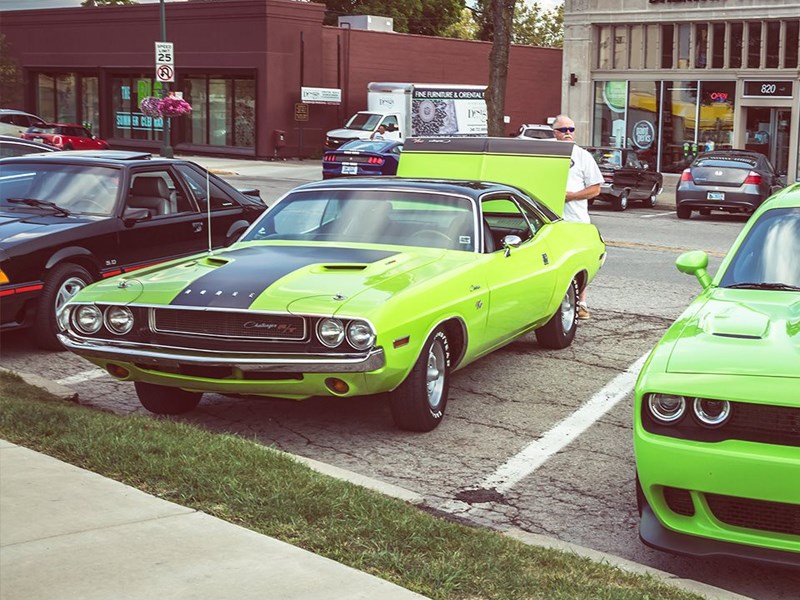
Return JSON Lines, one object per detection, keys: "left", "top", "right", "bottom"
{"left": 745, "top": 107, "right": 792, "bottom": 175}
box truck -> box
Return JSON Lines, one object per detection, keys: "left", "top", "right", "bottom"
{"left": 325, "top": 82, "right": 487, "bottom": 149}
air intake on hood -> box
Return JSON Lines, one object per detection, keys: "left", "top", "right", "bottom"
{"left": 322, "top": 264, "right": 367, "bottom": 271}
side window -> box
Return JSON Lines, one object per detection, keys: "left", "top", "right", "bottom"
{"left": 128, "top": 170, "right": 192, "bottom": 218}
{"left": 625, "top": 153, "right": 639, "bottom": 168}
{"left": 481, "top": 196, "right": 534, "bottom": 252}
{"left": 176, "top": 164, "right": 237, "bottom": 211}
{"left": 383, "top": 115, "right": 399, "bottom": 131}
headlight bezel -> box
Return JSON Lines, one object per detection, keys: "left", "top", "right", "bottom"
{"left": 346, "top": 319, "right": 376, "bottom": 351}
{"left": 316, "top": 317, "right": 345, "bottom": 348}
{"left": 692, "top": 397, "right": 732, "bottom": 428}
{"left": 73, "top": 304, "right": 103, "bottom": 334}
{"left": 646, "top": 393, "right": 687, "bottom": 424}
{"left": 104, "top": 305, "right": 135, "bottom": 335}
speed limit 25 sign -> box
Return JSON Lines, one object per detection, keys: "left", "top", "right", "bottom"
{"left": 155, "top": 42, "right": 175, "bottom": 82}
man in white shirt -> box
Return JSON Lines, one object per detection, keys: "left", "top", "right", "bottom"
{"left": 552, "top": 114, "right": 603, "bottom": 319}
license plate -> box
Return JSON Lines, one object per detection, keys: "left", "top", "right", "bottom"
{"left": 341, "top": 164, "right": 357, "bottom": 175}
{"left": 707, "top": 191, "right": 725, "bottom": 200}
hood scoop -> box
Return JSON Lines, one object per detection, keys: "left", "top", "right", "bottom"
{"left": 700, "top": 303, "right": 770, "bottom": 339}
{"left": 322, "top": 264, "right": 367, "bottom": 271}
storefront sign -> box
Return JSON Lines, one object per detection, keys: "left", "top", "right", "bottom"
{"left": 648, "top": 0, "right": 721, "bottom": 3}
{"left": 294, "top": 102, "right": 309, "bottom": 121}
{"left": 632, "top": 120, "right": 655, "bottom": 149}
{"left": 743, "top": 80, "right": 793, "bottom": 98}
{"left": 301, "top": 87, "right": 341, "bottom": 105}
{"left": 603, "top": 81, "right": 627, "bottom": 113}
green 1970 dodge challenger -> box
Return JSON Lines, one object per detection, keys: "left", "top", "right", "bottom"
{"left": 60, "top": 138, "right": 606, "bottom": 431}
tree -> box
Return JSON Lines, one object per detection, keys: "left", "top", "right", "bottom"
{"left": 485, "top": 0, "right": 515, "bottom": 137}
{"left": 0, "top": 34, "right": 22, "bottom": 107}
{"left": 320, "top": 0, "right": 464, "bottom": 37}
{"left": 470, "top": 0, "right": 563, "bottom": 47}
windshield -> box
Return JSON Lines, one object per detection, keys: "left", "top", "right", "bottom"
{"left": 344, "top": 113, "right": 383, "bottom": 132}
{"left": 243, "top": 189, "right": 477, "bottom": 251}
{"left": 0, "top": 163, "right": 121, "bottom": 216}
{"left": 719, "top": 207, "right": 800, "bottom": 288}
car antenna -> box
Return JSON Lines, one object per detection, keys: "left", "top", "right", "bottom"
{"left": 206, "top": 166, "right": 213, "bottom": 255}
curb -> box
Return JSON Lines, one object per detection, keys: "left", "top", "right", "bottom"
{"left": 5, "top": 368, "right": 753, "bottom": 600}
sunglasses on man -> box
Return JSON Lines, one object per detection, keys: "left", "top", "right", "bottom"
{"left": 554, "top": 127, "right": 576, "bottom": 133}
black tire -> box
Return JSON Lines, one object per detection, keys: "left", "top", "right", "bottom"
{"left": 612, "top": 190, "right": 629, "bottom": 211}
{"left": 644, "top": 184, "right": 659, "bottom": 208}
{"left": 33, "top": 263, "right": 93, "bottom": 351}
{"left": 389, "top": 327, "right": 450, "bottom": 432}
{"left": 676, "top": 205, "right": 692, "bottom": 219}
{"left": 535, "top": 279, "right": 579, "bottom": 349}
{"left": 134, "top": 382, "right": 203, "bottom": 415}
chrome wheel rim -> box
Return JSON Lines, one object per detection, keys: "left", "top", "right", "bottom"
{"left": 560, "top": 284, "right": 576, "bottom": 332}
{"left": 425, "top": 339, "right": 446, "bottom": 412}
{"left": 55, "top": 276, "right": 87, "bottom": 331}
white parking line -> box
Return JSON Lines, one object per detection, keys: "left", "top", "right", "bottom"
{"left": 56, "top": 368, "right": 107, "bottom": 385}
{"left": 479, "top": 352, "right": 649, "bottom": 494}
{"left": 641, "top": 211, "right": 674, "bottom": 219}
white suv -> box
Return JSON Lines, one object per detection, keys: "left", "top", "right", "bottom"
{"left": 0, "top": 109, "right": 46, "bottom": 137}
{"left": 515, "top": 124, "right": 555, "bottom": 140}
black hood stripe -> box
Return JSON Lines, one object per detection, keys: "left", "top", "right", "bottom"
{"left": 170, "top": 246, "right": 398, "bottom": 309}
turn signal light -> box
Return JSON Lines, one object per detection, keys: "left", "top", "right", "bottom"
{"left": 325, "top": 378, "right": 349, "bottom": 394}
{"left": 106, "top": 364, "right": 130, "bottom": 379}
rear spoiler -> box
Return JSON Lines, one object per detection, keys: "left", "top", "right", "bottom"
{"left": 397, "top": 137, "right": 572, "bottom": 216}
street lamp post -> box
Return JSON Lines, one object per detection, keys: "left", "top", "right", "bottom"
{"left": 159, "top": 0, "right": 173, "bottom": 158}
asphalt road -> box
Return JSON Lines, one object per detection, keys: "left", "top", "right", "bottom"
{"left": 2, "top": 167, "right": 798, "bottom": 599}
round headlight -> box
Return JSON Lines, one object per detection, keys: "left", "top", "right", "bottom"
{"left": 647, "top": 393, "right": 686, "bottom": 424}
{"left": 693, "top": 397, "right": 731, "bottom": 427}
{"left": 317, "top": 318, "right": 345, "bottom": 348}
{"left": 105, "top": 305, "right": 134, "bottom": 335}
{"left": 74, "top": 305, "right": 103, "bottom": 334}
{"left": 346, "top": 320, "right": 375, "bottom": 351}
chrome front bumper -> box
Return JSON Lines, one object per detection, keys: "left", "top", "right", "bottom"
{"left": 59, "top": 334, "right": 386, "bottom": 373}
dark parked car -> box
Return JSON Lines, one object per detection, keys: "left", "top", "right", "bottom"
{"left": 322, "top": 139, "right": 403, "bottom": 179}
{"left": 585, "top": 147, "right": 663, "bottom": 211}
{"left": 0, "top": 134, "right": 58, "bottom": 158}
{"left": 676, "top": 150, "right": 785, "bottom": 219}
{"left": 0, "top": 151, "right": 267, "bottom": 349}
{"left": 23, "top": 123, "right": 109, "bottom": 151}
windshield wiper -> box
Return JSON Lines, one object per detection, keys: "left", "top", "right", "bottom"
{"left": 7, "top": 198, "right": 71, "bottom": 217}
{"left": 726, "top": 282, "right": 800, "bottom": 291}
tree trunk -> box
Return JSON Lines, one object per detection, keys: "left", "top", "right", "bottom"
{"left": 486, "top": 0, "right": 515, "bottom": 137}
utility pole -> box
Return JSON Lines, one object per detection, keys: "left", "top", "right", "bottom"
{"left": 159, "top": 0, "right": 173, "bottom": 158}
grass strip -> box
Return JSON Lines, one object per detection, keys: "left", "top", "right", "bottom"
{"left": 0, "top": 371, "right": 700, "bottom": 600}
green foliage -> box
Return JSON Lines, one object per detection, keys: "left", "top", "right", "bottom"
{"left": 0, "top": 34, "right": 22, "bottom": 107}
{"left": 467, "top": 0, "right": 563, "bottom": 47}
{"left": 321, "top": 0, "right": 464, "bottom": 36}
{"left": 0, "top": 373, "right": 704, "bottom": 600}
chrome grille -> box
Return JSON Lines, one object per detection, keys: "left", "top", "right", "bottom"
{"left": 152, "top": 308, "right": 306, "bottom": 341}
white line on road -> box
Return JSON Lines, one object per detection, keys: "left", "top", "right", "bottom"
{"left": 56, "top": 368, "right": 107, "bottom": 386}
{"left": 479, "top": 353, "right": 649, "bottom": 494}
{"left": 641, "top": 211, "right": 674, "bottom": 219}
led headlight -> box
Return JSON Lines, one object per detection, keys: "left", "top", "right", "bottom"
{"left": 74, "top": 305, "right": 103, "bottom": 334}
{"left": 317, "top": 318, "right": 344, "bottom": 348}
{"left": 693, "top": 397, "right": 731, "bottom": 427}
{"left": 346, "top": 320, "right": 375, "bottom": 350}
{"left": 104, "top": 305, "right": 134, "bottom": 335}
{"left": 647, "top": 393, "right": 687, "bottom": 424}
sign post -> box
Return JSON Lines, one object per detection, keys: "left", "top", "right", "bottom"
{"left": 157, "top": 0, "right": 173, "bottom": 157}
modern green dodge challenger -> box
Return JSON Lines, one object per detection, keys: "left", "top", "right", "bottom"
{"left": 635, "top": 183, "right": 800, "bottom": 566}
{"left": 60, "top": 138, "right": 606, "bottom": 431}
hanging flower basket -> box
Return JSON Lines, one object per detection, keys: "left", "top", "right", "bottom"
{"left": 139, "top": 96, "right": 163, "bottom": 117}
{"left": 158, "top": 96, "right": 193, "bottom": 118}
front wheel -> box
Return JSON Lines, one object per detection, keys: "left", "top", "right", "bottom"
{"left": 613, "top": 190, "right": 629, "bottom": 211}
{"left": 535, "top": 279, "right": 579, "bottom": 349}
{"left": 34, "top": 263, "right": 93, "bottom": 350}
{"left": 389, "top": 327, "right": 450, "bottom": 432}
{"left": 644, "top": 184, "right": 659, "bottom": 208}
{"left": 134, "top": 382, "right": 203, "bottom": 415}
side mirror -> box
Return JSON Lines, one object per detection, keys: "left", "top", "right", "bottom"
{"left": 502, "top": 234, "right": 522, "bottom": 257}
{"left": 676, "top": 250, "right": 712, "bottom": 289}
{"left": 122, "top": 207, "right": 151, "bottom": 226}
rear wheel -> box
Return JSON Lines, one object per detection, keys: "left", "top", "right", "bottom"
{"left": 34, "top": 263, "right": 93, "bottom": 351}
{"left": 389, "top": 327, "right": 450, "bottom": 432}
{"left": 134, "top": 382, "right": 202, "bottom": 415}
{"left": 676, "top": 206, "right": 692, "bottom": 219}
{"left": 612, "top": 190, "right": 629, "bottom": 211}
{"left": 535, "top": 279, "right": 578, "bottom": 349}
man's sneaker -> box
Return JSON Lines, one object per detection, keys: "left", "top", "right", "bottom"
{"left": 577, "top": 303, "right": 591, "bottom": 320}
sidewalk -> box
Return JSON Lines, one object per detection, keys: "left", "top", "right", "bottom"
{"left": 0, "top": 439, "right": 428, "bottom": 600}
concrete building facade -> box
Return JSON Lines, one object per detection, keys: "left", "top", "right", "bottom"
{"left": 563, "top": 0, "right": 800, "bottom": 182}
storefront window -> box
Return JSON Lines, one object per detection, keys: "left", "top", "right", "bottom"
{"left": 613, "top": 26, "right": 628, "bottom": 69}
{"left": 698, "top": 81, "right": 735, "bottom": 153}
{"left": 56, "top": 74, "right": 76, "bottom": 123}
{"left": 729, "top": 23, "right": 743, "bottom": 68}
{"left": 747, "top": 22, "right": 762, "bottom": 68}
{"left": 111, "top": 76, "right": 165, "bottom": 141}
{"left": 711, "top": 24, "right": 725, "bottom": 68}
{"left": 629, "top": 26, "right": 643, "bottom": 69}
{"left": 185, "top": 75, "right": 255, "bottom": 148}
{"left": 766, "top": 22, "right": 780, "bottom": 68}
{"left": 598, "top": 26, "right": 611, "bottom": 69}
{"left": 660, "top": 81, "right": 698, "bottom": 173}
{"left": 626, "top": 82, "right": 660, "bottom": 168}
{"left": 592, "top": 80, "right": 627, "bottom": 148}
{"left": 677, "top": 24, "right": 691, "bottom": 69}
{"left": 695, "top": 24, "right": 708, "bottom": 68}
{"left": 661, "top": 25, "right": 674, "bottom": 69}
{"left": 37, "top": 75, "right": 55, "bottom": 122}
{"left": 645, "top": 25, "right": 659, "bottom": 69}
{"left": 81, "top": 77, "right": 99, "bottom": 133}
{"left": 786, "top": 21, "right": 799, "bottom": 68}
